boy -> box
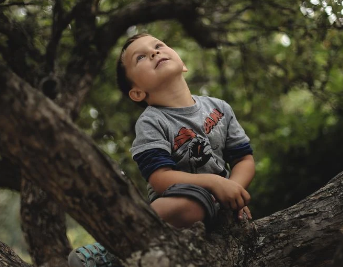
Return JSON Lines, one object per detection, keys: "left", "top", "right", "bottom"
{"left": 68, "top": 33, "right": 255, "bottom": 267}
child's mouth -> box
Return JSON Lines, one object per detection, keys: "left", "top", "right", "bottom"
{"left": 155, "top": 58, "right": 169, "bottom": 68}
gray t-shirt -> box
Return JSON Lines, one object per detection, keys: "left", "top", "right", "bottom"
{"left": 131, "top": 95, "right": 250, "bottom": 178}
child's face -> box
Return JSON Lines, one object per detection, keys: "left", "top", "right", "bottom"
{"left": 122, "top": 35, "right": 187, "bottom": 99}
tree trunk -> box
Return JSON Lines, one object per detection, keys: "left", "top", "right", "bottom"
{"left": 0, "top": 64, "right": 343, "bottom": 266}
{"left": 20, "top": 179, "right": 72, "bottom": 267}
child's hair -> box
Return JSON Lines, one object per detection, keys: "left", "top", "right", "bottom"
{"left": 116, "top": 33, "right": 151, "bottom": 102}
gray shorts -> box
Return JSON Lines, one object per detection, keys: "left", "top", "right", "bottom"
{"left": 147, "top": 183, "right": 220, "bottom": 227}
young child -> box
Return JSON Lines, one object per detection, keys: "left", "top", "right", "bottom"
{"left": 68, "top": 33, "right": 255, "bottom": 267}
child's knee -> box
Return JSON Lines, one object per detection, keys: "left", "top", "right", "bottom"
{"left": 151, "top": 197, "right": 205, "bottom": 228}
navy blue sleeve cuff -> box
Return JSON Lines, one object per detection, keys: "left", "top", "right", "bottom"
{"left": 224, "top": 142, "right": 253, "bottom": 167}
{"left": 133, "top": 148, "right": 176, "bottom": 181}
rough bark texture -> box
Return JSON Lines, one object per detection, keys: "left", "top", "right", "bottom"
{"left": 20, "top": 179, "right": 72, "bottom": 267}
{"left": 0, "top": 241, "right": 32, "bottom": 267}
{"left": 0, "top": 157, "right": 21, "bottom": 191}
{"left": 251, "top": 171, "right": 343, "bottom": 266}
{"left": 0, "top": 65, "right": 342, "bottom": 266}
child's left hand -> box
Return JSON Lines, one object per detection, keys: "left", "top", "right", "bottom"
{"left": 238, "top": 206, "right": 252, "bottom": 220}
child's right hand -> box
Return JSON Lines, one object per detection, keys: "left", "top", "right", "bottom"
{"left": 212, "top": 178, "right": 250, "bottom": 211}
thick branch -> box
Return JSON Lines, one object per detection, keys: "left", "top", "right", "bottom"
{"left": 21, "top": 178, "right": 72, "bottom": 267}
{"left": 97, "top": 0, "right": 217, "bottom": 52}
{"left": 251, "top": 171, "right": 343, "bottom": 266}
{"left": 0, "top": 241, "right": 31, "bottom": 267}
{"left": 0, "top": 157, "right": 21, "bottom": 191}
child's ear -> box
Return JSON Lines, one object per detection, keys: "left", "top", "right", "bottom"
{"left": 129, "top": 87, "right": 146, "bottom": 102}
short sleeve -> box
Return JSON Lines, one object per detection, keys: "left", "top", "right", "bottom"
{"left": 222, "top": 101, "right": 250, "bottom": 149}
{"left": 130, "top": 109, "right": 171, "bottom": 157}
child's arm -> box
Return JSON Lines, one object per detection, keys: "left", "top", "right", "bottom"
{"left": 229, "top": 154, "right": 255, "bottom": 220}
{"left": 149, "top": 168, "right": 251, "bottom": 211}
{"left": 229, "top": 154, "right": 255, "bottom": 189}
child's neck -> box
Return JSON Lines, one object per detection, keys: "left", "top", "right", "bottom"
{"left": 148, "top": 77, "right": 194, "bottom": 108}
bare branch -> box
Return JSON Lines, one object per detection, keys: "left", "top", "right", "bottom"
{"left": 45, "top": 0, "right": 78, "bottom": 73}
{"left": 0, "top": 13, "right": 43, "bottom": 86}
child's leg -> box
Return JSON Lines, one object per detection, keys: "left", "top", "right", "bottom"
{"left": 150, "top": 183, "right": 219, "bottom": 229}
{"left": 151, "top": 196, "right": 205, "bottom": 228}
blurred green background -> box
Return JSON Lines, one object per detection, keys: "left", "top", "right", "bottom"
{"left": 1, "top": 0, "right": 343, "bottom": 262}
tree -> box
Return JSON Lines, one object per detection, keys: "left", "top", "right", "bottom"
{"left": 0, "top": 0, "right": 342, "bottom": 266}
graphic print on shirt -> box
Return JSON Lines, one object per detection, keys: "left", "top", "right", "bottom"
{"left": 172, "top": 108, "right": 227, "bottom": 176}
{"left": 204, "top": 108, "right": 224, "bottom": 134}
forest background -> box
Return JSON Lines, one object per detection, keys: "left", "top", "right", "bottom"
{"left": 0, "top": 0, "right": 342, "bottom": 263}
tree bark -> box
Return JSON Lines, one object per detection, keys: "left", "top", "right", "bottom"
{"left": 0, "top": 65, "right": 343, "bottom": 266}
{"left": 333, "top": 238, "right": 343, "bottom": 267}
{"left": 0, "top": 157, "right": 21, "bottom": 191}
{"left": 20, "top": 178, "right": 72, "bottom": 267}
{"left": 251, "top": 171, "right": 343, "bottom": 266}
{"left": 0, "top": 241, "right": 32, "bottom": 267}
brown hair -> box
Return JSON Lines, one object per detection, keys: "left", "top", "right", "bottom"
{"left": 116, "top": 33, "right": 151, "bottom": 107}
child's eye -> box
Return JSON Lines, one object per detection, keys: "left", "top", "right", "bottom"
{"left": 155, "top": 43, "right": 163, "bottom": 49}
{"left": 136, "top": 55, "right": 145, "bottom": 62}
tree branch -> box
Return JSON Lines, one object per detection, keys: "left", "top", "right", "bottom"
{"left": 97, "top": 0, "right": 217, "bottom": 53}
{"left": 0, "top": 157, "right": 21, "bottom": 191}
{"left": 0, "top": 12, "right": 43, "bottom": 86}
{"left": 0, "top": 241, "right": 32, "bottom": 267}
{"left": 54, "top": 0, "right": 101, "bottom": 119}
{"left": 251, "top": 171, "right": 343, "bottom": 266}
{"left": 20, "top": 178, "right": 71, "bottom": 267}
{"left": 45, "top": 0, "right": 83, "bottom": 74}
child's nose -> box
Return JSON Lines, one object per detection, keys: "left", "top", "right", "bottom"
{"left": 150, "top": 50, "right": 160, "bottom": 59}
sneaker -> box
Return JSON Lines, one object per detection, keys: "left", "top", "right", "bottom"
{"left": 68, "top": 243, "right": 117, "bottom": 267}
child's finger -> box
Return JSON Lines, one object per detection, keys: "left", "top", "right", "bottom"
{"left": 238, "top": 209, "right": 244, "bottom": 220}
{"left": 241, "top": 190, "right": 251, "bottom": 205}
{"left": 236, "top": 197, "right": 245, "bottom": 210}
{"left": 243, "top": 206, "right": 252, "bottom": 220}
